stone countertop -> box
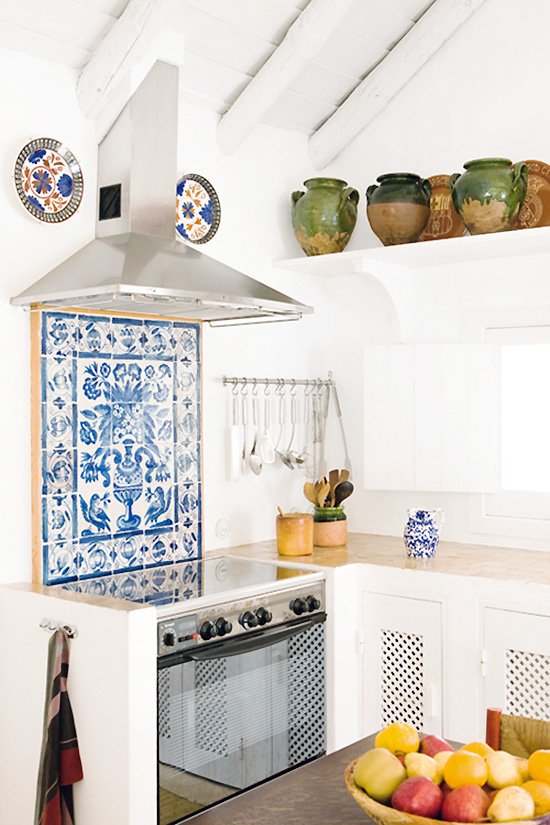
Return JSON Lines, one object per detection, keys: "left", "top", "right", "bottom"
{"left": 188, "top": 734, "right": 374, "bottom": 825}
{"left": 225, "top": 532, "right": 550, "bottom": 587}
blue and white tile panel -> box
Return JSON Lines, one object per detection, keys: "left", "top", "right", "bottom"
{"left": 39, "top": 310, "right": 201, "bottom": 585}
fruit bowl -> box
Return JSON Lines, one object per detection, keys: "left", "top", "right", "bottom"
{"left": 344, "top": 760, "right": 543, "bottom": 825}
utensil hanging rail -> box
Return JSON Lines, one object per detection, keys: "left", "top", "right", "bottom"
{"left": 223, "top": 376, "right": 333, "bottom": 389}
{"left": 39, "top": 617, "right": 78, "bottom": 639}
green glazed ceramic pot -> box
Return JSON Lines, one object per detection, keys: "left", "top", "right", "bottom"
{"left": 449, "top": 158, "right": 528, "bottom": 234}
{"left": 292, "top": 177, "right": 359, "bottom": 256}
{"left": 366, "top": 173, "right": 431, "bottom": 246}
{"left": 313, "top": 506, "right": 347, "bottom": 547}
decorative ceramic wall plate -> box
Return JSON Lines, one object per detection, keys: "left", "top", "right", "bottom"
{"left": 175, "top": 173, "right": 220, "bottom": 243}
{"left": 14, "top": 137, "right": 83, "bottom": 222}
{"left": 418, "top": 174, "right": 467, "bottom": 242}
{"left": 514, "top": 160, "right": 550, "bottom": 229}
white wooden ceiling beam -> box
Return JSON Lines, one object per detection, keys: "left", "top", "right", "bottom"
{"left": 309, "top": 0, "right": 488, "bottom": 169}
{"left": 77, "top": 0, "right": 185, "bottom": 127}
{"left": 216, "top": 0, "right": 359, "bottom": 154}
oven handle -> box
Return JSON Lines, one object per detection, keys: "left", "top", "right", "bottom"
{"left": 158, "top": 613, "right": 325, "bottom": 667}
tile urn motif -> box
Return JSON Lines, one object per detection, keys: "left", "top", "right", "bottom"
{"left": 366, "top": 173, "right": 431, "bottom": 246}
{"left": 37, "top": 310, "right": 202, "bottom": 585}
{"left": 291, "top": 177, "right": 359, "bottom": 256}
{"left": 449, "top": 158, "right": 528, "bottom": 234}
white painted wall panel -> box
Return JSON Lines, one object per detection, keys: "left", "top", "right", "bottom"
{"left": 0, "top": 21, "right": 91, "bottom": 67}
{"left": 315, "top": 28, "right": 388, "bottom": 79}
{"left": 183, "top": 0, "right": 300, "bottom": 43}
{"left": 364, "top": 344, "right": 498, "bottom": 492}
{"left": 0, "top": 0, "right": 115, "bottom": 51}
{"left": 363, "top": 344, "right": 415, "bottom": 490}
{"left": 265, "top": 89, "right": 336, "bottom": 131}
{"left": 290, "top": 61, "right": 358, "bottom": 106}
{"left": 341, "top": 0, "right": 414, "bottom": 49}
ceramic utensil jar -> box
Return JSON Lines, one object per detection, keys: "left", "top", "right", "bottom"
{"left": 313, "top": 506, "right": 347, "bottom": 547}
{"left": 366, "top": 173, "right": 431, "bottom": 245}
{"left": 404, "top": 508, "right": 444, "bottom": 559}
{"left": 276, "top": 512, "right": 313, "bottom": 556}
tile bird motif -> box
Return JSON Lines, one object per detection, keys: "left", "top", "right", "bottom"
{"left": 39, "top": 311, "right": 201, "bottom": 585}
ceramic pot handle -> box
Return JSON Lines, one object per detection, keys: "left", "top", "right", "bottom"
{"left": 512, "top": 162, "right": 528, "bottom": 194}
{"left": 291, "top": 190, "right": 304, "bottom": 207}
{"left": 341, "top": 186, "right": 359, "bottom": 207}
{"left": 366, "top": 184, "right": 378, "bottom": 204}
{"left": 433, "top": 508, "right": 445, "bottom": 530}
{"left": 448, "top": 173, "right": 461, "bottom": 191}
{"left": 421, "top": 178, "right": 432, "bottom": 202}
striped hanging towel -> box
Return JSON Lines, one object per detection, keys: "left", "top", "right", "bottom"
{"left": 35, "top": 628, "right": 84, "bottom": 825}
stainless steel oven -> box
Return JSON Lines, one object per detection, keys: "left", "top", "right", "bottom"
{"left": 157, "top": 579, "right": 326, "bottom": 825}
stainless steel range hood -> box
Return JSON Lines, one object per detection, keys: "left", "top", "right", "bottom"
{"left": 11, "top": 62, "right": 312, "bottom": 325}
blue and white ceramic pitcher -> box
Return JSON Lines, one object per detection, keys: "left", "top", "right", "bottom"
{"left": 403, "top": 509, "right": 444, "bottom": 558}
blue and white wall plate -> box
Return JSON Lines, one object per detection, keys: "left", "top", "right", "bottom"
{"left": 14, "top": 137, "right": 83, "bottom": 223}
{"left": 176, "top": 173, "right": 220, "bottom": 244}
{"left": 38, "top": 310, "right": 202, "bottom": 585}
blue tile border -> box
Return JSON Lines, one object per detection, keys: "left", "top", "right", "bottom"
{"left": 38, "top": 310, "right": 202, "bottom": 585}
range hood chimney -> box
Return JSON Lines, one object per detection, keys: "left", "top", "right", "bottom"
{"left": 11, "top": 62, "right": 313, "bottom": 325}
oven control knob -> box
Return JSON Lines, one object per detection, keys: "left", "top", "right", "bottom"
{"left": 306, "top": 595, "right": 321, "bottom": 612}
{"left": 240, "top": 611, "right": 258, "bottom": 629}
{"left": 255, "top": 607, "right": 272, "bottom": 626}
{"left": 290, "top": 598, "right": 307, "bottom": 616}
{"left": 199, "top": 621, "right": 218, "bottom": 641}
{"left": 215, "top": 618, "right": 233, "bottom": 637}
{"left": 163, "top": 631, "right": 176, "bottom": 647}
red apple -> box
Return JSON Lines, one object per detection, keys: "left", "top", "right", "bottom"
{"left": 420, "top": 734, "right": 455, "bottom": 757}
{"left": 391, "top": 776, "right": 443, "bottom": 818}
{"left": 441, "top": 785, "right": 490, "bottom": 822}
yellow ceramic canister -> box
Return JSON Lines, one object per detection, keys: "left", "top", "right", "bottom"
{"left": 276, "top": 512, "right": 313, "bottom": 556}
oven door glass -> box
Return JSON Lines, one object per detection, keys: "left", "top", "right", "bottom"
{"left": 157, "top": 618, "right": 326, "bottom": 825}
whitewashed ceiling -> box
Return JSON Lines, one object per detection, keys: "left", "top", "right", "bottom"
{"left": 0, "top": 0, "right": 435, "bottom": 133}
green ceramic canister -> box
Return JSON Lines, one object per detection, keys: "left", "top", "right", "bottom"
{"left": 366, "top": 173, "right": 431, "bottom": 246}
{"left": 291, "top": 177, "right": 359, "bottom": 256}
{"left": 313, "top": 506, "right": 347, "bottom": 547}
{"left": 449, "top": 158, "right": 528, "bottom": 234}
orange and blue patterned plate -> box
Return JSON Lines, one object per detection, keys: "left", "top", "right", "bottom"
{"left": 14, "top": 137, "right": 83, "bottom": 222}
{"left": 176, "top": 173, "right": 220, "bottom": 244}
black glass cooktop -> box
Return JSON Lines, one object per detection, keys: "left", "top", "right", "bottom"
{"left": 56, "top": 556, "right": 312, "bottom": 607}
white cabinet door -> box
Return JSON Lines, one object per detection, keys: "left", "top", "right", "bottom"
{"left": 361, "top": 593, "right": 443, "bottom": 736}
{"left": 363, "top": 343, "right": 498, "bottom": 491}
{"left": 484, "top": 607, "right": 550, "bottom": 720}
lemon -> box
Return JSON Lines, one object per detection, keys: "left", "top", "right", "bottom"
{"left": 461, "top": 741, "right": 495, "bottom": 758}
{"left": 528, "top": 749, "right": 550, "bottom": 784}
{"left": 443, "top": 750, "right": 488, "bottom": 789}
{"left": 375, "top": 722, "right": 419, "bottom": 754}
{"left": 522, "top": 780, "right": 550, "bottom": 816}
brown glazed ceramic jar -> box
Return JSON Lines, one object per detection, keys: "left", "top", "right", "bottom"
{"left": 366, "top": 173, "right": 431, "bottom": 245}
{"left": 276, "top": 512, "right": 313, "bottom": 556}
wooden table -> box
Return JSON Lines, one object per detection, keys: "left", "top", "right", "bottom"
{"left": 189, "top": 735, "right": 376, "bottom": 825}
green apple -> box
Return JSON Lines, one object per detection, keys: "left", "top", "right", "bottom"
{"left": 353, "top": 747, "right": 407, "bottom": 803}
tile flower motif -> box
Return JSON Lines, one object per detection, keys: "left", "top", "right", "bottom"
{"left": 39, "top": 310, "right": 201, "bottom": 584}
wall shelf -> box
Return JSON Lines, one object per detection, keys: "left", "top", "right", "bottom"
{"left": 275, "top": 225, "right": 550, "bottom": 275}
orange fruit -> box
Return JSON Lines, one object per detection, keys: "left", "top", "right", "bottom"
{"left": 528, "top": 750, "right": 550, "bottom": 784}
{"left": 374, "top": 722, "right": 419, "bottom": 754}
{"left": 522, "top": 779, "right": 550, "bottom": 816}
{"left": 443, "top": 750, "right": 488, "bottom": 789}
{"left": 461, "top": 741, "right": 494, "bottom": 758}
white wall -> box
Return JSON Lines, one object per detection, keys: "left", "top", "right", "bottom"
{"left": 0, "top": 49, "right": 97, "bottom": 583}
{"left": 3, "top": 0, "right": 550, "bottom": 587}
{"left": 330, "top": 0, "right": 550, "bottom": 550}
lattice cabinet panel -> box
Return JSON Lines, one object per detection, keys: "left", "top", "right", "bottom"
{"left": 361, "top": 593, "right": 443, "bottom": 736}
{"left": 484, "top": 608, "right": 550, "bottom": 722}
